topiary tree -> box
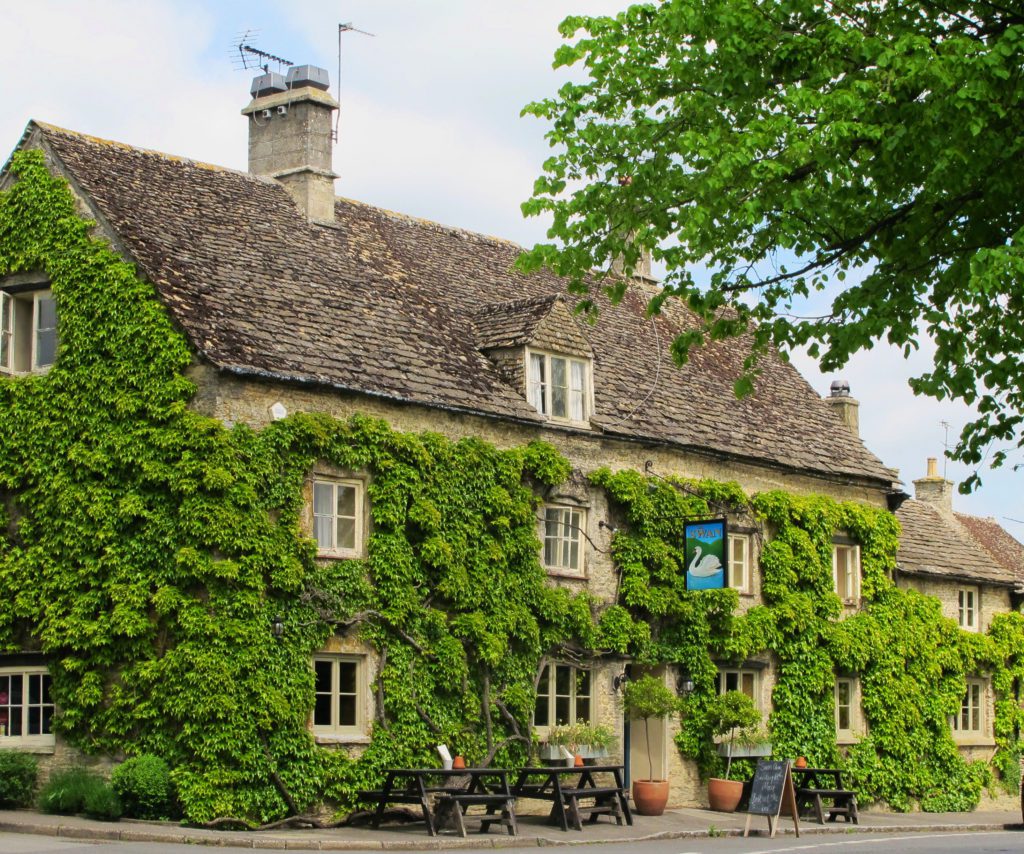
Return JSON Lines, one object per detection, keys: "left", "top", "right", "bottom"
{"left": 111, "top": 755, "right": 175, "bottom": 820}
{"left": 706, "top": 691, "right": 761, "bottom": 780}
{"left": 622, "top": 674, "right": 678, "bottom": 781}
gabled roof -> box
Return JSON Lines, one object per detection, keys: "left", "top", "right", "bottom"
{"left": 895, "top": 499, "right": 1019, "bottom": 587}
{"left": 954, "top": 513, "right": 1024, "bottom": 591}
{"left": 9, "top": 121, "right": 897, "bottom": 486}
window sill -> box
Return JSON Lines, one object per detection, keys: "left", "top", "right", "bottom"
{"left": 317, "top": 551, "right": 363, "bottom": 561}
{"left": 0, "top": 741, "right": 55, "bottom": 754}
{"left": 545, "top": 569, "right": 587, "bottom": 581}
{"left": 836, "top": 734, "right": 862, "bottom": 745}
{"left": 952, "top": 736, "right": 995, "bottom": 747}
{"left": 314, "top": 733, "right": 370, "bottom": 745}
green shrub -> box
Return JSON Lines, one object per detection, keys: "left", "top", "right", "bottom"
{"left": 38, "top": 767, "right": 106, "bottom": 815}
{"left": 110, "top": 754, "right": 174, "bottom": 820}
{"left": 83, "top": 783, "right": 121, "bottom": 821}
{"left": 0, "top": 751, "right": 39, "bottom": 807}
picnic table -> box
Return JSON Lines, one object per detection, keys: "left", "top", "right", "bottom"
{"left": 359, "top": 767, "right": 517, "bottom": 837}
{"left": 792, "top": 767, "right": 858, "bottom": 824}
{"left": 512, "top": 764, "right": 632, "bottom": 831}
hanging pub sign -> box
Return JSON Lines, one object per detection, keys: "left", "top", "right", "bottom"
{"left": 684, "top": 518, "right": 727, "bottom": 590}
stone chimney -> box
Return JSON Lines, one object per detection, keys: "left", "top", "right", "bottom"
{"left": 913, "top": 457, "right": 954, "bottom": 515}
{"left": 241, "top": 65, "right": 339, "bottom": 222}
{"left": 824, "top": 379, "right": 859, "bottom": 438}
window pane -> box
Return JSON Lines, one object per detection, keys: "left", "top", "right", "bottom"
{"left": 529, "top": 354, "right": 546, "bottom": 414}
{"left": 551, "top": 358, "right": 567, "bottom": 417}
{"left": 576, "top": 669, "right": 590, "bottom": 696}
{"left": 314, "top": 693, "right": 332, "bottom": 726}
{"left": 29, "top": 675, "right": 40, "bottom": 705}
{"left": 741, "top": 673, "right": 754, "bottom": 698}
{"left": 575, "top": 696, "right": 591, "bottom": 723}
{"left": 314, "top": 483, "right": 334, "bottom": 515}
{"left": 336, "top": 485, "right": 356, "bottom": 518}
{"left": 36, "top": 297, "right": 57, "bottom": 330}
{"left": 28, "top": 707, "right": 40, "bottom": 735}
{"left": 315, "top": 515, "right": 333, "bottom": 549}
{"left": 555, "top": 665, "right": 571, "bottom": 696}
{"left": 569, "top": 361, "right": 586, "bottom": 420}
{"left": 337, "top": 516, "right": 356, "bottom": 550}
{"left": 554, "top": 696, "right": 571, "bottom": 725}
{"left": 535, "top": 666, "right": 550, "bottom": 726}
{"left": 42, "top": 707, "right": 53, "bottom": 734}
{"left": 35, "top": 329, "right": 57, "bottom": 368}
{"left": 42, "top": 675, "right": 52, "bottom": 704}
{"left": 338, "top": 695, "right": 357, "bottom": 727}
{"left": 337, "top": 662, "right": 357, "bottom": 695}
{"left": 314, "top": 661, "right": 332, "bottom": 692}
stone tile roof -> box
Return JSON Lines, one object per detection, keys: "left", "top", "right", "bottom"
{"left": 896, "top": 500, "right": 1018, "bottom": 586}
{"left": 954, "top": 513, "right": 1024, "bottom": 590}
{"left": 475, "top": 295, "right": 562, "bottom": 350}
{"left": 20, "top": 122, "right": 897, "bottom": 485}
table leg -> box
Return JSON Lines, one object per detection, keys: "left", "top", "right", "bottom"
{"left": 371, "top": 773, "right": 394, "bottom": 829}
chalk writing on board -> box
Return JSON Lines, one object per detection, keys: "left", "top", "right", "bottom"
{"left": 747, "top": 760, "right": 788, "bottom": 815}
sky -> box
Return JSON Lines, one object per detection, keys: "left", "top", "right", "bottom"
{"left": 3, "top": 1, "right": 1019, "bottom": 529}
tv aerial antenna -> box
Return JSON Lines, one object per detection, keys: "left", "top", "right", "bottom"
{"left": 335, "top": 22, "right": 375, "bottom": 142}
{"left": 231, "top": 30, "right": 293, "bottom": 74}
{"left": 940, "top": 420, "right": 952, "bottom": 479}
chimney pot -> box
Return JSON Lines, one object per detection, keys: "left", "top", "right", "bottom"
{"left": 926, "top": 457, "right": 939, "bottom": 478}
{"left": 286, "top": 65, "right": 331, "bottom": 91}
{"left": 830, "top": 379, "right": 851, "bottom": 398}
{"left": 250, "top": 72, "right": 288, "bottom": 99}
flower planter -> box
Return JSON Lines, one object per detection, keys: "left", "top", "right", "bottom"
{"left": 707, "top": 777, "right": 744, "bottom": 812}
{"left": 538, "top": 744, "right": 609, "bottom": 763}
{"left": 716, "top": 742, "right": 772, "bottom": 758}
{"left": 632, "top": 779, "right": 670, "bottom": 816}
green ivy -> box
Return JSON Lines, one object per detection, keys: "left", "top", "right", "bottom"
{"left": 0, "top": 151, "right": 589, "bottom": 822}
{"left": 2, "top": 150, "right": 1021, "bottom": 823}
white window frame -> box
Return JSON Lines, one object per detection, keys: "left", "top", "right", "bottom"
{"left": 729, "top": 533, "right": 752, "bottom": 594}
{"left": 534, "top": 663, "right": 593, "bottom": 731}
{"left": 958, "top": 585, "right": 979, "bottom": 632}
{"left": 834, "top": 676, "right": 860, "bottom": 741}
{"left": 0, "top": 289, "right": 57, "bottom": 376}
{"left": 526, "top": 349, "right": 591, "bottom": 425}
{"left": 716, "top": 668, "right": 760, "bottom": 710}
{"left": 950, "top": 678, "right": 986, "bottom": 737}
{"left": 541, "top": 505, "right": 586, "bottom": 576}
{"left": 832, "top": 543, "right": 861, "bottom": 604}
{"left": 0, "top": 666, "right": 56, "bottom": 749}
{"left": 312, "top": 478, "right": 364, "bottom": 558}
{"left": 311, "top": 655, "right": 366, "bottom": 738}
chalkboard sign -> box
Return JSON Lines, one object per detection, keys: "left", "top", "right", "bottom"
{"left": 743, "top": 759, "right": 799, "bottom": 838}
{"left": 747, "top": 759, "right": 788, "bottom": 815}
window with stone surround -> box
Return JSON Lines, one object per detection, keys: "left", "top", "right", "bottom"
{"left": 0, "top": 666, "right": 55, "bottom": 748}
{"left": 0, "top": 288, "right": 58, "bottom": 375}
{"left": 312, "top": 478, "right": 364, "bottom": 558}
{"left": 717, "top": 668, "right": 760, "bottom": 711}
{"left": 542, "top": 505, "right": 586, "bottom": 576}
{"left": 950, "top": 678, "right": 986, "bottom": 738}
{"left": 729, "top": 533, "right": 752, "bottom": 593}
{"left": 958, "top": 585, "right": 979, "bottom": 632}
{"left": 835, "top": 676, "right": 862, "bottom": 742}
{"left": 535, "top": 663, "right": 592, "bottom": 728}
{"left": 527, "top": 350, "right": 590, "bottom": 425}
{"left": 833, "top": 543, "right": 860, "bottom": 603}
{"left": 312, "top": 655, "right": 366, "bottom": 738}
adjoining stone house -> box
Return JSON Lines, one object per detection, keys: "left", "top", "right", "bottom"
{"left": 1, "top": 66, "right": 1021, "bottom": 807}
{"left": 893, "top": 459, "right": 1024, "bottom": 764}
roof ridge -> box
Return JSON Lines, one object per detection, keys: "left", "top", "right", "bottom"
{"left": 32, "top": 120, "right": 273, "bottom": 182}
{"left": 333, "top": 195, "right": 524, "bottom": 249}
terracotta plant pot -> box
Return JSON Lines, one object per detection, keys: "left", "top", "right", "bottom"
{"left": 795, "top": 756, "right": 808, "bottom": 768}
{"left": 452, "top": 755, "right": 466, "bottom": 769}
{"left": 707, "top": 777, "right": 744, "bottom": 813}
{"left": 574, "top": 753, "right": 584, "bottom": 767}
{"left": 632, "top": 779, "right": 670, "bottom": 816}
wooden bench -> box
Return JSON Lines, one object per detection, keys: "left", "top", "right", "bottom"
{"left": 433, "top": 792, "right": 517, "bottom": 837}
{"left": 560, "top": 786, "right": 628, "bottom": 829}
{"left": 796, "top": 787, "right": 858, "bottom": 824}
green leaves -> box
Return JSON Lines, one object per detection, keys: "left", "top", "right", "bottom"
{"left": 524, "top": 2, "right": 1024, "bottom": 481}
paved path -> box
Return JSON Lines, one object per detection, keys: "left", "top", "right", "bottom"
{"left": 0, "top": 806, "right": 1019, "bottom": 850}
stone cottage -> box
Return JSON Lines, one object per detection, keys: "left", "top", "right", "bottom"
{"left": 1, "top": 65, "right": 1021, "bottom": 815}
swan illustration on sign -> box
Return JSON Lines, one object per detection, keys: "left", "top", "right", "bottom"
{"left": 684, "top": 519, "right": 727, "bottom": 590}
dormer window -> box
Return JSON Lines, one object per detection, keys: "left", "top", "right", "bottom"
{"left": 528, "top": 350, "right": 590, "bottom": 424}
{"left": 0, "top": 289, "right": 58, "bottom": 375}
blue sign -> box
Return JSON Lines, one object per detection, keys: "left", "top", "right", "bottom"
{"left": 685, "top": 519, "right": 726, "bottom": 590}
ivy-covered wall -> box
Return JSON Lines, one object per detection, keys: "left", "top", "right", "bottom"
{"left": 1, "top": 150, "right": 1022, "bottom": 824}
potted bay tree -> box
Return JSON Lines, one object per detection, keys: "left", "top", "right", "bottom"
{"left": 705, "top": 691, "right": 761, "bottom": 812}
{"left": 622, "top": 675, "right": 678, "bottom": 816}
